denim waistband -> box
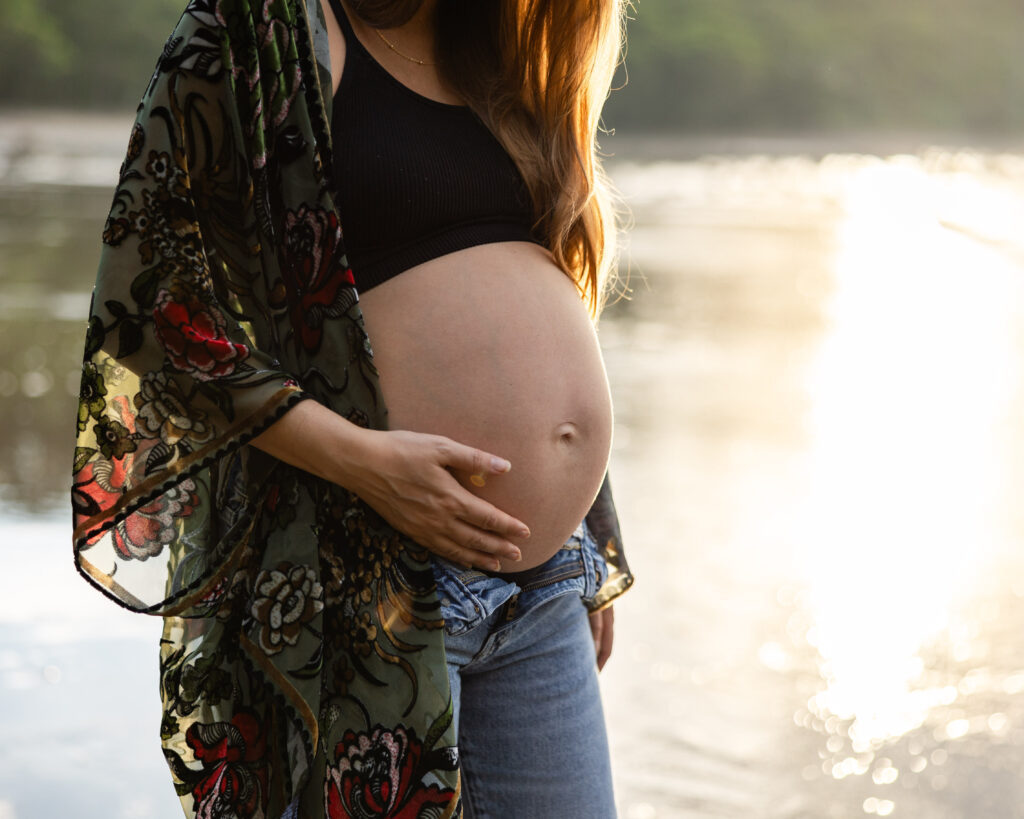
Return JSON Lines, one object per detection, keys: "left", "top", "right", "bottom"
{"left": 431, "top": 519, "right": 607, "bottom": 637}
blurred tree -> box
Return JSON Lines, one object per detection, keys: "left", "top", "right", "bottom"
{"left": 603, "top": 0, "right": 1024, "bottom": 133}
{"left": 1, "top": 0, "right": 1022, "bottom": 133}
{"left": 0, "top": 0, "right": 183, "bottom": 108}
{"left": 0, "top": 0, "right": 70, "bottom": 97}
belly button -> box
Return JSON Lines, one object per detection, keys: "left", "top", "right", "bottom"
{"left": 555, "top": 422, "right": 579, "bottom": 444}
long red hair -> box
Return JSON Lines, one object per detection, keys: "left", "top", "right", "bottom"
{"left": 349, "top": 0, "right": 628, "bottom": 317}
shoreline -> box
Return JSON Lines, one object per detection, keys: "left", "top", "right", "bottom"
{"left": 4, "top": 107, "right": 1024, "bottom": 188}
{"left": 604, "top": 129, "right": 1024, "bottom": 161}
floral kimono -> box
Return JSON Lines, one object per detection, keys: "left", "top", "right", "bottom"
{"left": 70, "top": 0, "right": 633, "bottom": 816}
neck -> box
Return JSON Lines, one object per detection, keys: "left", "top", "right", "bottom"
{"left": 381, "top": 0, "right": 439, "bottom": 56}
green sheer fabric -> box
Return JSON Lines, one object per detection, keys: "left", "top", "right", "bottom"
{"left": 71, "top": 1, "right": 633, "bottom": 816}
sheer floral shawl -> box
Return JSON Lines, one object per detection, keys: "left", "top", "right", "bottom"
{"left": 70, "top": 0, "right": 633, "bottom": 816}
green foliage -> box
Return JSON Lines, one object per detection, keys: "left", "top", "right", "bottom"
{"left": 0, "top": 0, "right": 70, "bottom": 97}
{"left": 603, "top": 0, "right": 1024, "bottom": 132}
{"left": 0, "top": 0, "right": 1022, "bottom": 131}
{"left": 0, "top": 0, "right": 184, "bottom": 108}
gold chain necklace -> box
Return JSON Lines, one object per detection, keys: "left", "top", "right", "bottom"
{"left": 374, "top": 28, "right": 436, "bottom": 66}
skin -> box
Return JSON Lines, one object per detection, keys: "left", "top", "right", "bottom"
{"left": 251, "top": 0, "right": 614, "bottom": 669}
{"left": 358, "top": 247, "right": 614, "bottom": 572}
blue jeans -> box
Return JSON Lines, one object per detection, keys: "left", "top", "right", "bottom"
{"left": 431, "top": 519, "right": 618, "bottom": 819}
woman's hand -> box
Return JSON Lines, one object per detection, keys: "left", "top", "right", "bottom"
{"left": 339, "top": 428, "right": 528, "bottom": 571}
{"left": 589, "top": 605, "right": 614, "bottom": 671}
{"left": 250, "top": 399, "right": 528, "bottom": 570}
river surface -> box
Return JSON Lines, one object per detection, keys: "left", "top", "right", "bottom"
{"left": 3, "top": 112, "right": 1024, "bottom": 818}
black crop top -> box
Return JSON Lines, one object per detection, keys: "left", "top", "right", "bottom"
{"left": 326, "top": 0, "right": 543, "bottom": 292}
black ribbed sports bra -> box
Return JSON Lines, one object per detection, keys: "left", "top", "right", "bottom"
{"left": 325, "top": 0, "right": 543, "bottom": 292}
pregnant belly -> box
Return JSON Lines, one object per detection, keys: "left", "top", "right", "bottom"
{"left": 357, "top": 241, "right": 614, "bottom": 571}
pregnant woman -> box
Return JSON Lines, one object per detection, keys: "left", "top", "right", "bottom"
{"left": 71, "top": 0, "right": 633, "bottom": 817}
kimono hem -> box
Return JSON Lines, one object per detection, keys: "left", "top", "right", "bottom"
{"left": 70, "top": 0, "right": 634, "bottom": 816}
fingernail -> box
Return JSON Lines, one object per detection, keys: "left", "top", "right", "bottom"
{"left": 491, "top": 457, "right": 511, "bottom": 472}
{"left": 492, "top": 559, "right": 503, "bottom": 572}
{"left": 510, "top": 549, "right": 522, "bottom": 562}
{"left": 517, "top": 526, "right": 530, "bottom": 539}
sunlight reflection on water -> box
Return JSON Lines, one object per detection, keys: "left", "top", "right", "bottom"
{"left": 799, "top": 157, "right": 1024, "bottom": 754}
{"left": 604, "top": 143, "right": 1024, "bottom": 818}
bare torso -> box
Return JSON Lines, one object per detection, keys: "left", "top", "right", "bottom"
{"left": 320, "top": 0, "right": 613, "bottom": 570}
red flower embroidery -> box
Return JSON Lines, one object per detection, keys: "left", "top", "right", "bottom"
{"left": 74, "top": 454, "right": 198, "bottom": 561}
{"left": 185, "top": 711, "right": 268, "bottom": 818}
{"left": 114, "top": 480, "right": 198, "bottom": 560}
{"left": 282, "top": 205, "right": 355, "bottom": 353}
{"left": 153, "top": 289, "right": 249, "bottom": 380}
{"left": 325, "top": 726, "right": 454, "bottom": 818}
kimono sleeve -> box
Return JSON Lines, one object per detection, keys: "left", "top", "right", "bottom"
{"left": 71, "top": 8, "right": 309, "bottom": 615}
{"left": 584, "top": 471, "right": 634, "bottom": 611}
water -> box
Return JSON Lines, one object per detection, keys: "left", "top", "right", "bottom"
{"left": 4, "top": 113, "right": 1024, "bottom": 818}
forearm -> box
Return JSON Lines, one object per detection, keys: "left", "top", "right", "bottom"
{"left": 247, "top": 397, "right": 528, "bottom": 570}
{"left": 248, "top": 396, "right": 373, "bottom": 490}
